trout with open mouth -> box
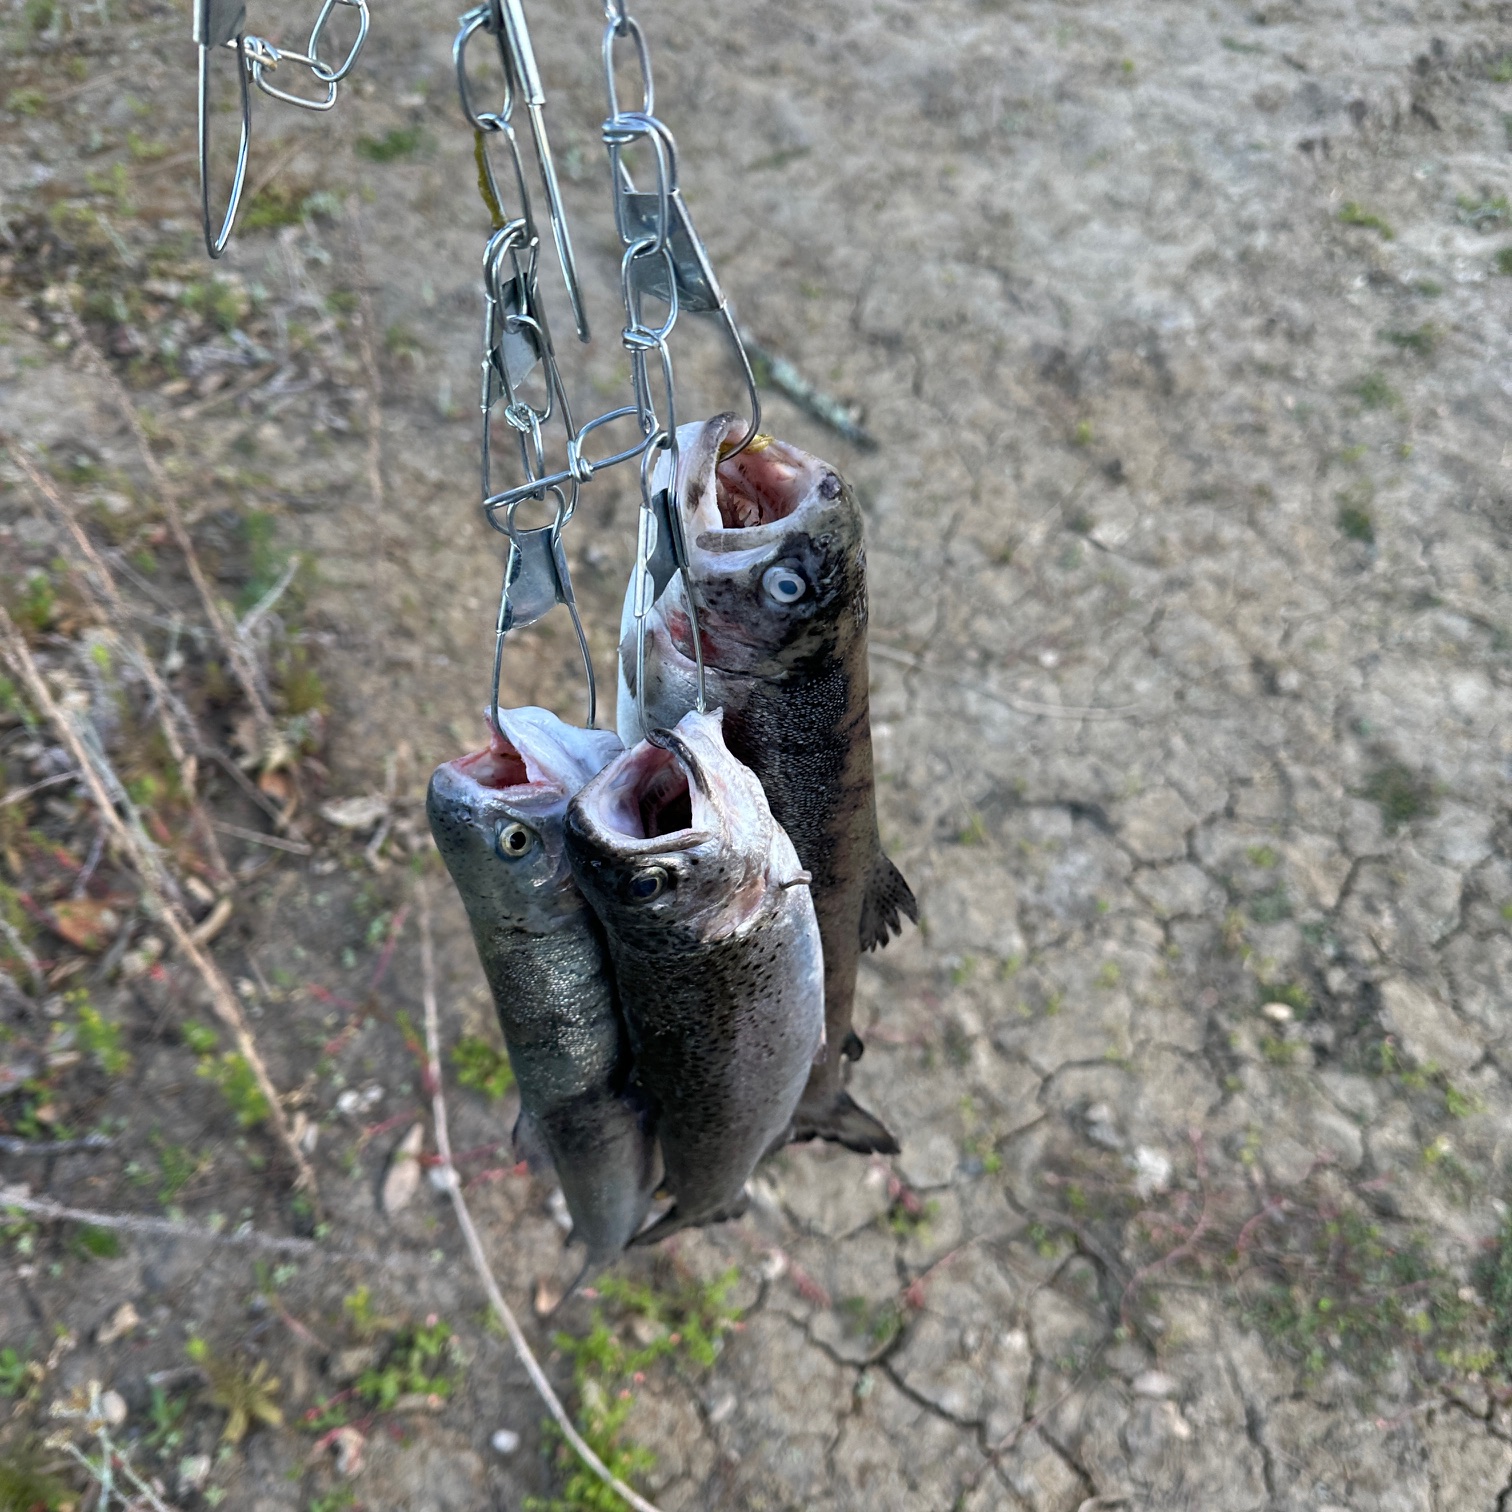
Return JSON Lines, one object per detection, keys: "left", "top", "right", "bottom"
{"left": 427, "top": 708, "right": 657, "bottom": 1289}
{"left": 564, "top": 708, "right": 825, "bottom": 1240}
{"left": 618, "top": 418, "right": 917, "bottom": 1154}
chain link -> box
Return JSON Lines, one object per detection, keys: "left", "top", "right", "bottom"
{"left": 195, "top": 0, "right": 372, "bottom": 258}
{"left": 455, "top": 0, "right": 760, "bottom": 735}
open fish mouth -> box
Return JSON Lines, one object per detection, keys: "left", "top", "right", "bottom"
{"left": 450, "top": 721, "right": 533, "bottom": 792}
{"left": 713, "top": 433, "right": 807, "bottom": 529}
{"left": 433, "top": 708, "right": 623, "bottom": 809}
{"left": 578, "top": 737, "right": 705, "bottom": 850}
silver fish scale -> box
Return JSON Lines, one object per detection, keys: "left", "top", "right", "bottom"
{"left": 607, "top": 899, "right": 821, "bottom": 1228}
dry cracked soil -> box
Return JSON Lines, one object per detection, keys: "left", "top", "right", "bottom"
{"left": 3, "top": 0, "right": 1512, "bottom": 1509}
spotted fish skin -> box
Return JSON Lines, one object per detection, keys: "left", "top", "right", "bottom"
{"left": 426, "top": 708, "right": 656, "bottom": 1287}
{"left": 618, "top": 418, "right": 916, "bottom": 1153}
{"left": 564, "top": 708, "right": 824, "bottom": 1241}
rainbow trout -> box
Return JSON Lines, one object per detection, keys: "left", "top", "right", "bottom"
{"left": 564, "top": 708, "right": 824, "bottom": 1241}
{"left": 618, "top": 418, "right": 917, "bottom": 1154}
{"left": 427, "top": 708, "right": 656, "bottom": 1286}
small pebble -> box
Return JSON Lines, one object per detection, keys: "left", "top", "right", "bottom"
{"left": 546, "top": 1189, "right": 572, "bottom": 1232}
{"left": 491, "top": 1428, "right": 521, "bottom": 1455}
{"left": 336, "top": 1089, "right": 363, "bottom": 1117}
{"left": 178, "top": 1453, "right": 212, "bottom": 1493}
{"left": 427, "top": 1165, "right": 458, "bottom": 1192}
{"left": 98, "top": 1302, "right": 140, "bottom": 1346}
{"left": 707, "top": 1390, "right": 736, "bottom": 1426}
{"left": 1133, "top": 1369, "right": 1178, "bottom": 1398}
{"left": 1260, "top": 1001, "right": 1294, "bottom": 1023}
{"left": 99, "top": 1389, "right": 128, "bottom": 1427}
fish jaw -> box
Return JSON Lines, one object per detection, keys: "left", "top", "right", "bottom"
{"left": 427, "top": 709, "right": 622, "bottom": 934}
{"left": 566, "top": 708, "right": 788, "bottom": 942}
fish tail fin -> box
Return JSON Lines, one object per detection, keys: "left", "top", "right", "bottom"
{"left": 860, "top": 850, "right": 918, "bottom": 951}
{"left": 791, "top": 1090, "right": 900, "bottom": 1155}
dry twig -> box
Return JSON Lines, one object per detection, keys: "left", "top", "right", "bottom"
{"left": 60, "top": 307, "right": 275, "bottom": 743}
{"left": 4, "top": 439, "right": 231, "bottom": 881}
{"left": 417, "top": 887, "right": 666, "bottom": 1512}
{"left": 0, "top": 605, "right": 317, "bottom": 1196}
{"left": 347, "top": 199, "right": 386, "bottom": 522}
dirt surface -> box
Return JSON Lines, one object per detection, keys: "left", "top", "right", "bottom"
{"left": 4, "top": 0, "right": 1512, "bottom": 1508}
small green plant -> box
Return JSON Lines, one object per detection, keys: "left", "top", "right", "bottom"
{"left": 0, "top": 1436, "right": 71, "bottom": 1512}
{"left": 73, "top": 991, "right": 130, "bottom": 1076}
{"left": 1245, "top": 844, "right": 1278, "bottom": 868}
{"left": 1477, "top": 1209, "right": 1512, "bottom": 1378}
{"left": 1380, "top": 323, "right": 1439, "bottom": 356}
{"left": 70, "top": 1223, "right": 123, "bottom": 1260}
{"left": 308, "top": 1490, "right": 358, "bottom": 1512}
{"left": 528, "top": 1270, "right": 743, "bottom": 1511}
{"left": 0, "top": 1346, "right": 32, "bottom": 1397}
{"left": 183, "top": 277, "right": 248, "bottom": 333}
{"left": 1338, "top": 201, "right": 1394, "bottom": 239}
{"left": 1362, "top": 761, "right": 1435, "bottom": 830}
{"left": 453, "top": 1035, "right": 516, "bottom": 1099}
{"left": 1350, "top": 371, "right": 1398, "bottom": 410}
{"left": 840, "top": 1295, "right": 905, "bottom": 1349}
{"left": 197, "top": 1052, "right": 271, "bottom": 1127}
{"left": 7, "top": 87, "right": 46, "bottom": 116}
{"left": 1248, "top": 885, "right": 1291, "bottom": 924}
{"left": 1496, "top": 247, "right": 1512, "bottom": 277}
{"left": 1490, "top": 53, "right": 1512, "bottom": 82}
{"left": 144, "top": 1384, "right": 190, "bottom": 1456}
{"left": 957, "top": 811, "right": 988, "bottom": 846}
{"left": 193, "top": 1341, "right": 284, "bottom": 1444}
{"left": 1456, "top": 193, "right": 1510, "bottom": 230}
{"left": 13, "top": 569, "right": 57, "bottom": 635}
{"left": 1259, "top": 1033, "right": 1299, "bottom": 1066}
{"left": 1336, "top": 500, "right": 1376, "bottom": 543}
{"left": 357, "top": 125, "right": 427, "bottom": 162}
{"left": 355, "top": 1316, "right": 458, "bottom": 1410}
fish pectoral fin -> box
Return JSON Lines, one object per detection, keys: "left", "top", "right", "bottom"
{"left": 630, "top": 1191, "right": 749, "bottom": 1248}
{"left": 859, "top": 850, "right": 919, "bottom": 951}
{"left": 791, "top": 1091, "right": 901, "bottom": 1155}
{"left": 630, "top": 1203, "right": 686, "bottom": 1247}
{"left": 511, "top": 1110, "right": 552, "bottom": 1175}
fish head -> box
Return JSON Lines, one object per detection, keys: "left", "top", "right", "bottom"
{"left": 655, "top": 415, "right": 866, "bottom": 678}
{"left": 426, "top": 707, "right": 623, "bottom": 932}
{"left": 565, "top": 707, "right": 795, "bottom": 944}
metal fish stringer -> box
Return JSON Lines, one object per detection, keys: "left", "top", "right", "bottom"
{"left": 194, "top": 0, "right": 371, "bottom": 258}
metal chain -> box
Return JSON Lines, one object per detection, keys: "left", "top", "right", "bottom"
{"left": 195, "top": 0, "right": 372, "bottom": 258}
{"left": 454, "top": 0, "right": 761, "bottom": 735}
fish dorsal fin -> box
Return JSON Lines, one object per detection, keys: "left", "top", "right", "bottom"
{"left": 860, "top": 850, "right": 918, "bottom": 951}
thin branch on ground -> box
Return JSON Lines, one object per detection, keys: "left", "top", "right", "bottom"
{"left": 347, "top": 199, "right": 386, "bottom": 521}
{"left": 0, "top": 1191, "right": 430, "bottom": 1271}
{"left": 60, "top": 306, "right": 275, "bottom": 742}
{"left": 4, "top": 438, "right": 231, "bottom": 882}
{"left": 0, "top": 1134, "right": 115, "bottom": 1155}
{"left": 417, "top": 886, "right": 667, "bottom": 1512}
{"left": 0, "top": 606, "right": 317, "bottom": 1196}
{"left": 236, "top": 555, "right": 302, "bottom": 640}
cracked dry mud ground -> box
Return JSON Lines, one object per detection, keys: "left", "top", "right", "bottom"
{"left": 4, "top": 0, "right": 1512, "bottom": 1508}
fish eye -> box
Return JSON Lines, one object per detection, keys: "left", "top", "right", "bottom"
{"left": 762, "top": 565, "right": 808, "bottom": 605}
{"left": 629, "top": 867, "right": 669, "bottom": 902}
{"left": 495, "top": 821, "right": 535, "bottom": 859}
